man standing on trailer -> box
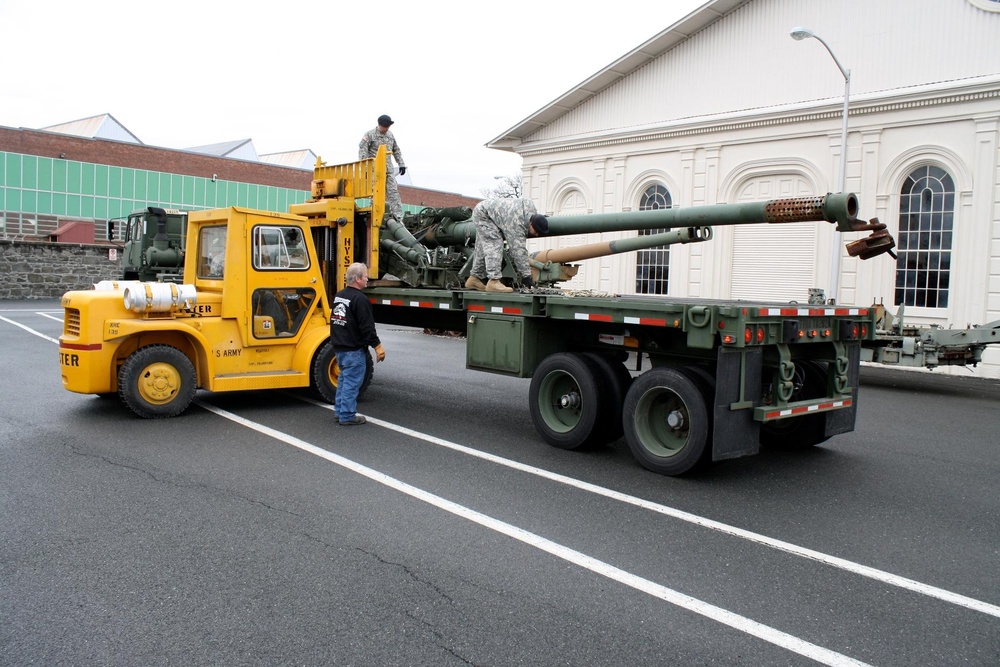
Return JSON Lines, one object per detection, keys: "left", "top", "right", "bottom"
{"left": 359, "top": 114, "right": 406, "bottom": 223}
{"left": 465, "top": 197, "right": 549, "bottom": 293}
{"left": 330, "top": 263, "right": 386, "bottom": 426}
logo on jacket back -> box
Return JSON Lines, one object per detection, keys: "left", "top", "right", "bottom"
{"left": 332, "top": 301, "right": 348, "bottom": 326}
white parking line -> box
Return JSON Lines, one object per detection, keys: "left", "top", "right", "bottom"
{"left": 303, "top": 398, "right": 1000, "bottom": 621}
{"left": 196, "top": 398, "right": 872, "bottom": 667}
{"left": 0, "top": 315, "right": 60, "bottom": 344}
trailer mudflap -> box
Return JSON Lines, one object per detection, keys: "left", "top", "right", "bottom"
{"left": 711, "top": 347, "right": 761, "bottom": 461}
{"left": 823, "top": 344, "right": 860, "bottom": 437}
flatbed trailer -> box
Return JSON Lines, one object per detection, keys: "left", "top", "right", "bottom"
{"left": 365, "top": 285, "right": 875, "bottom": 475}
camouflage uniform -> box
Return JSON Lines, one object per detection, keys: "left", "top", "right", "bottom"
{"left": 470, "top": 198, "right": 538, "bottom": 281}
{"left": 359, "top": 127, "right": 405, "bottom": 221}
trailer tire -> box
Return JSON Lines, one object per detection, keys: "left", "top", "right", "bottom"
{"left": 118, "top": 345, "right": 197, "bottom": 419}
{"left": 310, "top": 342, "right": 374, "bottom": 405}
{"left": 623, "top": 367, "right": 709, "bottom": 476}
{"left": 759, "top": 360, "right": 831, "bottom": 450}
{"left": 678, "top": 365, "right": 717, "bottom": 467}
{"left": 529, "top": 353, "right": 606, "bottom": 451}
{"left": 582, "top": 352, "right": 633, "bottom": 444}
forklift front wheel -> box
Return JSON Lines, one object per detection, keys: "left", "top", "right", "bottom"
{"left": 310, "top": 342, "right": 374, "bottom": 405}
{"left": 118, "top": 345, "right": 197, "bottom": 419}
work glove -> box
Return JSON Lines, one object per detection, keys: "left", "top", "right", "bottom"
{"left": 398, "top": 166, "right": 406, "bottom": 176}
{"left": 521, "top": 275, "right": 535, "bottom": 288}
{"left": 374, "top": 344, "right": 386, "bottom": 362}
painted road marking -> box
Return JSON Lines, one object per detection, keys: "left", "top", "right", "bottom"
{"left": 197, "top": 399, "right": 873, "bottom": 667}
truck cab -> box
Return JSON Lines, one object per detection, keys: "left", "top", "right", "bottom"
{"left": 114, "top": 207, "right": 188, "bottom": 282}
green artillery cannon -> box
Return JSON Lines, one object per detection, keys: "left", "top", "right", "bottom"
{"left": 376, "top": 193, "right": 894, "bottom": 289}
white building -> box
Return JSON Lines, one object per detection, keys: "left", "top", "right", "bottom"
{"left": 490, "top": 0, "right": 1000, "bottom": 376}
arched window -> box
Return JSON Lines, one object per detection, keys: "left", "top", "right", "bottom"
{"left": 635, "top": 184, "right": 672, "bottom": 295}
{"left": 895, "top": 166, "right": 954, "bottom": 308}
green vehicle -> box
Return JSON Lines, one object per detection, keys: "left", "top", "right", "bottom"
{"left": 109, "top": 207, "right": 188, "bottom": 282}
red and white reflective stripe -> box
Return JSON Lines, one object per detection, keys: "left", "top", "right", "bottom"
{"left": 624, "top": 316, "right": 668, "bottom": 327}
{"left": 371, "top": 298, "right": 449, "bottom": 309}
{"left": 468, "top": 304, "right": 522, "bottom": 314}
{"left": 758, "top": 307, "right": 869, "bottom": 317}
{"left": 408, "top": 300, "right": 450, "bottom": 309}
{"left": 60, "top": 342, "right": 102, "bottom": 351}
{"left": 574, "top": 313, "right": 613, "bottom": 322}
{"left": 764, "top": 398, "right": 852, "bottom": 420}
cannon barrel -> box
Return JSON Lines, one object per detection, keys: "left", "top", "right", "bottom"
{"left": 529, "top": 227, "right": 712, "bottom": 285}
{"left": 546, "top": 192, "right": 860, "bottom": 235}
{"left": 419, "top": 193, "right": 860, "bottom": 248}
{"left": 531, "top": 227, "right": 712, "bottom": 265}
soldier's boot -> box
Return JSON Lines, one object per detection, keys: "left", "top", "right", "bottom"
{"left": 465, "top": 275, "right": 487, "bottom": 291}
{"left": 486, "top": 279, "right": 513, "bottom": 293}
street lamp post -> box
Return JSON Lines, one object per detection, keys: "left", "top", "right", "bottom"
{"left": 790, "top": 26, "right": 850, "bottom": 302}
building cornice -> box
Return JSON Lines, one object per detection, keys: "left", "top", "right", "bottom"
{"left": 517, "top": 78, "right": 1000, "bottom": 158}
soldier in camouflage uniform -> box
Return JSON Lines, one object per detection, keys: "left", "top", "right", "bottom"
{"left": 465, "top": 197, "right": 549, "bottom": 293}
{"left": 359, "top": 115, "right": 406, "bottom": 222}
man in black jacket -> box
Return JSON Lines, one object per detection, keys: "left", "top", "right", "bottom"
{"left": 330, "top": 263, "right": 386, "bottom": 425}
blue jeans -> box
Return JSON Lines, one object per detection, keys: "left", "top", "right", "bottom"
{"left": 334, "top": 348, "right": 366, "bottom": 422}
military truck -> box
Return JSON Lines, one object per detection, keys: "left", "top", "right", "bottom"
{"left": 61, "top": 148, "right": 897, "bottom": 476}
{"left": 109, "top": 207, "right": 188, "bottom": 282}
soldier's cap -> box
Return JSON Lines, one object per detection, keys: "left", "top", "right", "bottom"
{"left": 378, "top": 115, "right": 394, "bottom": 127}
{"left": 529, "top": 213, "right": 549, "bottom": 235}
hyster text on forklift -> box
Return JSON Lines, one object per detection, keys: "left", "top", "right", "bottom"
{"left": 61, "top": 147, "right": 908, "bottom": 476}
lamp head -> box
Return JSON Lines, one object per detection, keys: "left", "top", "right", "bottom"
{"left": 790, "top": 26, "right": 814, "bottom": 40}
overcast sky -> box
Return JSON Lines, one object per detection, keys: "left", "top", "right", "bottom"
{"left": 1, "top": 0, "right": 705, "bottom": 197}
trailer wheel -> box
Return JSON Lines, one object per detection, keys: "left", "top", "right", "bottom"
{"left": 310, "top": 341, "right": 374, "bottom": 404}
{"left": 678, "top": 365, "right": 717, "bottom": 452}
{"left": 623, "top": 367, "right": 709, "bottom": 476}
{"left": 529, "top": 353, "right": 606, "bottom": 451}
{"left": 582, "top": 352, "right": 633, "bottom": 444}
{"left": 118, "top": 345, "right": 197, "bottom": 419}
{"left": 760, "top": 361, "right": 831, "bottom": 450}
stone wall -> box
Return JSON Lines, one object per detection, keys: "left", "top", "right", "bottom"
{"left": 0, "top": 240, "right": 122, "bottom": 299}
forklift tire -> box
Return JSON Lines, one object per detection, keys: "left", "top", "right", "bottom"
{"left": 310, "top": 341, "right": 374, "bottom": 405}
{"left": 118, "top": 345, "right": 197, "bottom": 419}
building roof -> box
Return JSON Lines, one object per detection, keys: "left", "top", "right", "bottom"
{"left": 41, "top": 113, "right": 143, "bottom": 145}
{"left": 488, "top": 0, "right": 746, "bottom": 148}
{"left": 260, "top": 149, "right": 319, "bottom": 170}
{"left": 491, "top": 0, "right": 1000, "bottom": 151}
{"left": 185, "top": 138, "right": 259, "bottom": 161}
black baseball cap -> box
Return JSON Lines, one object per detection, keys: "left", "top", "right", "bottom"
{"left": 378, "top": 115, "right": 394, "bottom": 127}
{"left": 529, "top": 213, "right": 549, "bottom": 235}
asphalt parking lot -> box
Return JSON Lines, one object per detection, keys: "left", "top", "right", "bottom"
{"left": 2, "top": 300, "right": 998, "bottom": 666}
